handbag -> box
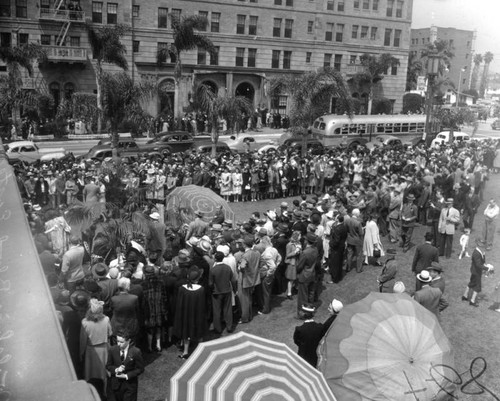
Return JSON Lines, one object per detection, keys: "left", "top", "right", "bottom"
{"left": 373, "top": 248, "right": 381, "bottom": 258}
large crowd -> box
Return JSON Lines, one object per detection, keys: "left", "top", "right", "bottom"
{"left": 16, "top": 134, "right": 500, "bottom": 400}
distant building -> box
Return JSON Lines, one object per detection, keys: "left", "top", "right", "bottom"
{"left": 410, "top": 26, "right": 476, "bottom": 105}
{"left": 0, "top": 0, "right": 413, "bottom": 121}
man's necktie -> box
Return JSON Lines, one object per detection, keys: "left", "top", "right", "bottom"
{"left": 120, "top": 351, "right": 124, "bottom": 362}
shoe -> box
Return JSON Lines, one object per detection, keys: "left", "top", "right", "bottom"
{"left": 470, "top": 301, "right": 479, "bottom": 307}
{"left": 326, "top": 281, "right": 334, "bottom": 284}
{"left": 461, "top": 296, "right": 468, "bottom": 302}
{"left": 257, "top": 311, "right": 263, "bottom": 315}
{"left": 286, "top": 295, "right": 293, "bottom": 299}
{"left": 178, "top": 353, "right": 189, "bottom": 360}
{"left": 238, "top": 320, "right": 248, "bottom": 324}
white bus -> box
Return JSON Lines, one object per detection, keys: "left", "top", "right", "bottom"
{"left": 310, "top": 114, "right": 428, "bottom": 148}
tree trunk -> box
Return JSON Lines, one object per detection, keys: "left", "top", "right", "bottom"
{"left": 367, "top": 87, "right": 373, "bottom": 115}
{"left": 96, "top": 61, "right": 103, "bottom": 134}
{"left": 211, "top": 126, "right": 218, "bottom": 158}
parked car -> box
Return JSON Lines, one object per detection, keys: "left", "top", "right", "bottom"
{"left": 257, "top": 142, "right": 280, "bottom": 155}
{"left": 141, "top": 131, "right": 194, "bottom": 154}
{"left": 82, "top": 138, "right": 141, "bottom": 161}
{"left": 280, "top": 138, "right": 324, "bottom": 155}
{"left": 3, "top": 141, "right": 69, "bottom": 163}
{"left": 193, "top": 140, "right": 232, "bottom": 155}
{"left": 431, "top": 131, "right": 471, "bottom": 148}
{"left": 364, "top": 135, "right": 410, "bottom": 152}
{"left": 491, "top": 119, "right": 500, "bottom": 130}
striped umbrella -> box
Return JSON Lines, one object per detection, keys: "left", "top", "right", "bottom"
{"left": 170, "top": 331, "right": 337, "bottom": 401}
{"left": 317, "top": 292, "right": 456, "bottom": 401}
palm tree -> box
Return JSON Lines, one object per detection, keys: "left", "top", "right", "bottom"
{"left": 350, "top": 53, "right": 400, "bottom": 115}
{"left": 86, "top": 23, "right": 129, "bottom": 134}
{"left": 0, "top": 43, "right": 46, "bottom": 127}
{"left": 405, "top": 51, "right": 424, "bottom": 91}
{"left": 191, "top": 82, "right": 253, "bottom": 156}
{"left": 157, "top": 14, "right": 215, "bottom": 84}
{"left": 100, "top": 71, "right": 157, "bottom": 157}
{"left": 421, "top": 39, "right": 455, "bottom": 77}
{"left": 479, "top": 51, "right": 494, "bottom": 98}
{"left": 470, "top": 53, "right": 483, "bottom": 91}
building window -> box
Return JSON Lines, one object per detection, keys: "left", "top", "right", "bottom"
{"left": 362, "top": 0, "right": 369, "bottom": 10}
{"left": 19, "top": 33, "right": 29, "bottom": 45}
{"left": 132, "top": 40, "right": 140, "bottom": 53}
{"left": 386, "top": 0, "right": 393, "bottom": 16}
{"left": 92, "top": 2, "right": 103, "bottom": 23}
{"left": 352, "top": 25, "right": 358, "bottom": 39}
{"left": 324, "top": 53, "right": 332, "bottom": 67}
{"left": 372, "top": 0, "right": 378, "bottom": 10}
{"left": 0, "top": 0, "right": 10, "bottom": 17}
{"left": 384, "top": 28, "right": 391, "bottom": 46}
{"left": 273, "top": 18, "right": 282, "bottom": 37}
{"left": 286, "top": 0, "right": 293, "bottom": 5}
{"left": 248, "top": 48, "right": 256, "bottom": 67}
{"left": 337, "top": 0, "right": 344, "bottom": 11}
{"left": 283, "top": 50, "right": 291, "bottom": 69}
{"left": 334, "top": 54, "right": 342, "bottom": 71}
{"left": 353, "top": 0, "right": 359, "bottom": 9}
{"left": 158, "top": 42, "right": 169, "bottom": 63}
{"left": 327, "top": 1, "right": 334, "bottom": 10}
{"left": 0, "top": 32, "right": 11, "bottom": 47}
{"left": 284, "top": 19, "right": 293, "bottom": 38}
{"left": 107, "top": 3, "right": 117, "bottom": 24}
{"left": 197, "top": 48, "right": 206, "bottom": 65}
{"left": 391, "top": 63, "right": 398, "bottom": 75}
{"left": 274, "top": 0, "right": 282, "bottom": 4}
{"left": 306, "top": 52, "right": 312, "bottom": 63}
{"left": 350, "top": 54, "right": 357, "bottom": 64}
{"left": 236, "top": 47, "right": 245, "bottom": 67}
{"left": 393, "top": 29, "right": 401, "bottom": 47}
{"left": 171, "top": 9, "right": 181, "bottom": 24}
{"left": 210, "top": 46, "right": 219, "bottom": 65}
{"left": 272, "top": 50, "right": 280, "bottom": 68}
{"left": 370, "top": 26, "right": 377, "bottom": 40}
{"left": 69, "top": 36, "right": 80, "bottom": 47}
{"left": 236, "top": 14, "right": 246, "bottom": 34}
{"left": 249, "top": 16, "right": 258, "bottom": 35}
{"left": 16, "top": 0, "right": 26, "bottom": 18}
{"left": 336, "top": 24, "right": 344, "bottom": 42}
{"left": 198, "top": 11, "right": 208, "bottom": 31}
{"left": 360, "top": 26, "right": 368, "bottom": 39}
{"left": 396, "top": 0, "right": 403, "bottom": 17}
{"left": 158, "top": 7, "right": 168, "bottom": 28}
{"left": 40, "top": 34, "right": 50, "bottom": 45}
{"left": 211, "top": 12, "right": 220, "bottom": 33}
{"left": 325, "top": 22, "right": 333, "bottom": 41}
{"left": 250, "top": 0, "right": 257, "bottom": 2}
{"left": 307, "top": 21, "right": 314, "bottom": 34}
{"left": 132, "top": 5, "right": 139, "bottom": 18}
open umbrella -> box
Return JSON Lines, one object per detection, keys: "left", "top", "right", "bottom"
{"left": 318, "top": 292, "right": 456, "bottom": 401}
{"left": 170, "top": 331, "right": 337, "bottom": 401}
{"left": 166, "top": 185, "right": 234, "bottom": 226}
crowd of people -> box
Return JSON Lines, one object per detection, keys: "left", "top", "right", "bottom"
{"left": 16, "top": 134, "right": 500, "bottom": 399}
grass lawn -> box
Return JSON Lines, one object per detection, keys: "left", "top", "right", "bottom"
{"left": 139, "top": 176, "right": 500, "bottom": 401}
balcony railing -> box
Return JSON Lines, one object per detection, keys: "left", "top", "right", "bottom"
{"left": 43, "top": 45, "right": 87, "bottom": 63}
{"left": 344, "top": 64, "right": 366, "bottom": 75}
{"left": 39, "top": 8, "right": 85, "bottom": 21}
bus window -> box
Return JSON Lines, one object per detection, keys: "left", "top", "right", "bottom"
{"left": 376, "top": 123, "right": 385, "bottom": 133}
{"left": 319, "top": 122, "right": 326, "bottom": 130}
{"left": 313, "top": 121, "right": 320, "bottom": 129}
{"left": 358, "top": 124, "right": 366, "bottom": 134}
{"left": 409, "top": 123, "right": 416, "bottom": 132}
{"left": 385, "top": 123, "right": 393, "bottom": 133}
{"left": 401, "top": 123, "right": 409, "bottom": 133}
{"left": 334, "top": 128, "right": 341, "bottom": 135}
{"left": 394, "top": 123, "right": 401, "bottom": 133}
{"left": 349, "top": 124, "right": 357, "bottom": 134}
{"left": 417, "top": 123, "right": 425, "bottom": 133}
{"left": 341, "top": 124, "right": 349, "bottom": 135}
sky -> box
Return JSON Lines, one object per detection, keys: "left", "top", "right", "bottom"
{"left": 411, "top": 0, "right": 499, "bottom": 71}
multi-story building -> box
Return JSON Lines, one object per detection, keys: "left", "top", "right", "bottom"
{"left": 410, "top": 26, "right": 476, "bottom": 103}
{"left": 0, "top": 0, "right": 413, "bottom": 120}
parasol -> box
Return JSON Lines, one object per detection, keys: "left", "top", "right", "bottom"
{"left": 170, "top": 331, "right": 337, "bottom": 401}
{"left": 166, "top": 185, "right": 234, "bottom": 226}
{"left": 318, "top": 292, "right": 456, "bottom": 401}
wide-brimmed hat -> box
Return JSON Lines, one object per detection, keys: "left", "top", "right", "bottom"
{"left": 406, "top": 194, "right": 415, "bottom": 201}
{"left": 243, "top": 235, "right": 255, "bottom": 247}
{"left": 428, "top": 262, "right": 443, "bottom": 273}
{"left": 149, "top": 212, "right": 160, "bottom": 220}
{"left": 258, "top": 228, "right": 268, "bottom": 237}
{"left": 329, "top": 299, "right": 344, "bottom": 314}
{"left": 416, "top": 270, "right": 432, "bottom": 283}
{"left": 301, "top": 304, "right": 316, "bottom": 313}
{"left": 92, "top": 262, "right": 108, "bottom": 279}
{"left": 445, "top": 198, "right": 454, "bottom": 204}
{"left": 198, "top": 239, "right": 212, "bottom": 253}
{"left": 70, "top": 290, "right": 90, "bottom": 310}
{"left": 211, "top": 224, "right": 223, "bottom": 232}
{"left": 280, "top": 202, "right": 288, "bottom": 209}
{"left": 305, "top": 232, "right": 318, "bottom": 244}
{"left": 276, "top": 223, "right": 289, "bottom": 233}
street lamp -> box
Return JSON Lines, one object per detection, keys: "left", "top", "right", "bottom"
{"left": 456, "top": 67, "right": 466, "bottom": 108}
{"left": 424, "top": 52, "right": 440, "bottom": 142}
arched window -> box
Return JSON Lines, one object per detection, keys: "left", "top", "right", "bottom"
{"left": 158, "top": 79, "right": 175, "bottom": 116}
{"left": 49, "top": 82, "right": 61, "bottom": 110}
{"left": 201, "top": 80, "right": 218, "bottom": 95}
{"left": 64, "top": 82, "right": 75, "bottom": 100}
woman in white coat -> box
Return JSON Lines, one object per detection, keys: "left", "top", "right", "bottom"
{"left": 363, "top": 212, "right": 385, "bottom": 265}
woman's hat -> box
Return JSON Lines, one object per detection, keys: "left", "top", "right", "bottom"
{"left": 70, "top": 290, "right": 90, "bottom": 310}
{"left": 329, "top": 299, "right": 344, "bottom": 314}
{"left": 305, "top": 232, "right": 318, "bottom": 244}
{"left": 198, "top": 240, "right": 212, "bottom": 253}
{"left": 428, "top": 262, "right": 443, "bottom": 273}
{"left": 92, "top": 262, "right": 108, "bottom": 279}
{"left": 416, "top": 270, "right": 432, "bottom": 283}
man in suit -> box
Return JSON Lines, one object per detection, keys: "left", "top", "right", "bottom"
{"left": 60, "top": 235, "right": 85, "bottom": 293}
{"left": 209, "top": 251, "right": 237, "bottom": 333}
{"left": 412, "top": 232, "right": 439, "bottom": 290}
{"left": 377, "top": 258, "right": 397, "bottom": 293}
{"left": 296, "top": 233, "right": 319, "bottom": 319}
{"left": 238, "top": 236, "right": 261, "bottom": 324}
{"left": 293, "top": 304, "right": 324, "bottom": 367}
{"left": 82, "top": 176, "right": 101, "bottom": 203}
{"left": 400, "top": 193, "right": 418, "bottom": 252}
{"left": 414, "top": 270, "right": 448, "bottom": 319}
{"left": 111, "top": 277, "right": 140, "bottom": 340}
{"left": 462, "top": 187, "right": 481, "bottom": 230}
{"left": 328, "top": 214, "right": 348, "bottom": 283}
{"left": 462, "top": 240, "right": 494, "bottom": 307}
{"left": 107, "top": 331, "right": 144, "bottom": 401}
{"left": 92, "top": 262, "right": 119, "bottom": 317}
{"left": 438, "top": 198, "right": 461, "bottom": 258}
{"left": 344, "top": 208, "right": 364, "bottom": 273}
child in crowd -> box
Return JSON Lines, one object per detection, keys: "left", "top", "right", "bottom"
{"left": 459, "top": 228, "right": 471, "bottom": 259}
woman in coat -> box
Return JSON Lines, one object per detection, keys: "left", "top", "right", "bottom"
{"left": 80, "top": 298, "right": 112, "bottom": 389}
{"left": 285, "top": 231, "right": 302, "bottom": 299}
{"left": 363, "top": 212, "right": 385, "bottom": 265}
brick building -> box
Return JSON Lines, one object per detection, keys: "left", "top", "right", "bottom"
{"left": 0, "top": 0, "right": 413, "bottom": 120}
